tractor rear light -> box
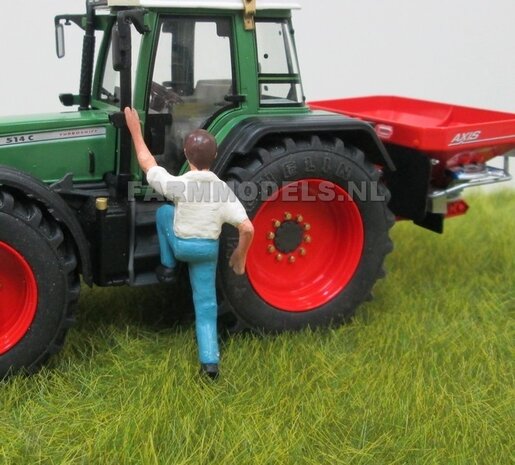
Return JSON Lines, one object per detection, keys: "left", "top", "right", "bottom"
{"left": 446, "top": 199, "right": 469, "bottom": 218}
{"left": 446, "top": 149, "right": 494, "bottom": 168}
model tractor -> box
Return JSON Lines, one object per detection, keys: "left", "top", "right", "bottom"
{"left": 1, "top": 0, "right": 514, "bottom": 377}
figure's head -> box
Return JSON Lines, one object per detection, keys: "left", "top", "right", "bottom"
{"left": 184, "top": 129, "right": 217, "bottom": 170}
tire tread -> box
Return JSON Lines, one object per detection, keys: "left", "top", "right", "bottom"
{"left": 220, "top": 135, "right": 394, "bottom": 331}
{"left": 0, "top": 188, "right": 80, "bottom": 378}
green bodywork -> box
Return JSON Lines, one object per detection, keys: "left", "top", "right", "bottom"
{"left": 0, "top": 7, "right": 309, "bottom": 185}
{"left": 0, "top": 112, "right": 115, "bottom": 183}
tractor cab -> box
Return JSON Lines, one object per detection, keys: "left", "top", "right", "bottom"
{"left": 55, "top": 0, "right": 305, "bottom": 186}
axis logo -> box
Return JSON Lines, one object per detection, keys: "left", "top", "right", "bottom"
{"left": 450, "top": 130, "right": 482, "bottom": 146}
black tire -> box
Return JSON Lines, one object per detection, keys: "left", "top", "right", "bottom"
{"left": 0, "top": 190, "right": 80, "bottom": 378}
{"left": 219, "top": 135, "right": 394, "bottom": 332}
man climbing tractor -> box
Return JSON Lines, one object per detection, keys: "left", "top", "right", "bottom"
{"left": 124, "top": 106, "right": 254, "bottom": 378}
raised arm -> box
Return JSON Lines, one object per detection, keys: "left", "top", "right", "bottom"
{"left": 229, "top": 219, "right": 255, "bottom": 275}
{"left": 124, "top": 107, "right": 157, "bottom": 174}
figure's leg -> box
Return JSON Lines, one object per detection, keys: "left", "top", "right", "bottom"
{"left": 155, "top": 205, "right": 177, "bottom": 282}
{"left": 188, "top": 259, "right": 219, "bottom": 368}
{"left": 156, "top": 204, "right": 177, "bottom": 268}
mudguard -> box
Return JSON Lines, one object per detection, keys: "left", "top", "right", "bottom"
{"left": 0, "top": 165, "right": 92, "bottom": 285}
{"left": 213, "top": 114, "right": 396, "bottom": 174}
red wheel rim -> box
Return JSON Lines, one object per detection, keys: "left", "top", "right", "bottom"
{"left": 0, "top": 241, "right": 38, "bottom": 355}
{"left": 247, "top": 179, "right": 364, "bottom": 312}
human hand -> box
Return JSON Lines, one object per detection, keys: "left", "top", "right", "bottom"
{"left": 229, "top": 248, "right": 246, "bottom": 275}
{"left": 123, "top": 107, "right": 157, "bottom": 173}
{"left": 124, "top": 107, "right": 142, "bottom": 139}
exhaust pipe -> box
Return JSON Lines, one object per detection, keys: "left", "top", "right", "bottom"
{"left": 79, "top": 0, "right": 95, "bottom": 110}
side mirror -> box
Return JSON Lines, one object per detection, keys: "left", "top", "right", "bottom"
{"left": 112, "top": 22, "right": 131, "bottom": 71}
{"left": 55, "top": 23, "right": 65, "bottom": 58}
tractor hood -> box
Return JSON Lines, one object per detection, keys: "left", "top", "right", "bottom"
{"left": 0, "top": 110, "right": 117, "bottom": 184}
{"left": 0, "top": 111, "right": 111, "bottom": 136}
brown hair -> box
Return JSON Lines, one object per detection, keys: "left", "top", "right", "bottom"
{"left": 184, "top": 129, "right": 217, "bottom": 170}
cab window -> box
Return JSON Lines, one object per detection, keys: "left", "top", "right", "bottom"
{"left": 147, "top": 16, "right": 236, "bottom": 174}
{"left": 256, "top": 20, "right": 304, "bottom": 106}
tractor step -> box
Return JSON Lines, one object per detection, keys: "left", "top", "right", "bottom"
{"left": 130, "top": 200, "right": 165, "bottom": 286}
{"left": 132, "top": 271, "right": 161, "bottom": 287}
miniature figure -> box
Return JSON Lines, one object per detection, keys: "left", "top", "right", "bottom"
{"left": 124, "top": 107, "right": 254, "bottom": 379}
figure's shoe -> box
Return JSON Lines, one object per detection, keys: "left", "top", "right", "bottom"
{"left": 156, "top": 265, "right": 177, "bottom": 284}
{"left": 200, "top": 363, "right": 219, "bottom": 380}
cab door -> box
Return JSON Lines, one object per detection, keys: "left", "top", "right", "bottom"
{"left": 143, "top": 15, "right": 243, "bottom": 175}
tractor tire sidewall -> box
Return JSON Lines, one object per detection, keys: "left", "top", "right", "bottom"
{"left": 220, "top": 143, "right": 392, "bottom": 332}
{"left": 0, "top": 211, "right": 70, "bottom": 376}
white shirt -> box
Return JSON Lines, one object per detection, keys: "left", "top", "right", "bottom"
{"left": 147, "top": 166, "right": 248, "bottom": 240}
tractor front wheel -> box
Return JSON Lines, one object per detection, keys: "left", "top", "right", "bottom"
{"left": 0, "top": 190, "right": 80, "bottom": 378}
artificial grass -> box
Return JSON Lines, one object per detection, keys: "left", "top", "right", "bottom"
{"left": 1, "top": 191, "right": 514, "bottom": 465}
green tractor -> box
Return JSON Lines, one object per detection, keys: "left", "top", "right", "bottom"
{"left": 5, "top": 0, "right": 474, "bottom": 377}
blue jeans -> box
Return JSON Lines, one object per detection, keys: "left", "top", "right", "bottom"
{"left": 156, "top": 204, "right": 220, "bottom": 364}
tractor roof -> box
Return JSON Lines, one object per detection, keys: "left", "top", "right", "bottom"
{"left": 106, "top": 0, "right": 301, "bottom": 10}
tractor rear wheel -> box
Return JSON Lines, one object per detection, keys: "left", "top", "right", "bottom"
{"left": 219, "top": 135, "right": 394, "bottom": 332}
{"left": 0, "top": 190, "right": 80, "bottom": 378}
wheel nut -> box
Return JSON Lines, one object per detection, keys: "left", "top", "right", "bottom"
{"left": 296, "top": 214, "right": 304, "bottom": 223}
{"left": 276, "top": 253, "right": 283, "bottom": 262}
{"left": 267, "top": 245, "right": 276, "bottom": 254}
{"left": 267, "top": 232, "right": 276, "bottom": 240}
{"left": 299, "top": 247, "right": 307, "bottom": 257}
{"left": 288, "top": 255, "right": 296, "bottom": 264}
{"left": 304, "top": 235, "right": 312, "bottom": 244}
{"left": 304, "top": 223, "right": 311, "bottom": 231}
{"left": 272, "top": 219, "right": 281, "bottom": 228}
{"left": 284, "top": 212, "right": 292, "bottom": 220}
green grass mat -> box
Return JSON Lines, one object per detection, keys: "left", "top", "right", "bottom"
{"left": 1, "top": 191, "right": 514, "bottom": 465}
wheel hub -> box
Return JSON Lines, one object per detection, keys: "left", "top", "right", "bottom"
{"left": 274, "top": 220, "right": 304, "bottom": 254}
{"left": 247, "top": 179, "right": 364, "bottom": 312}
